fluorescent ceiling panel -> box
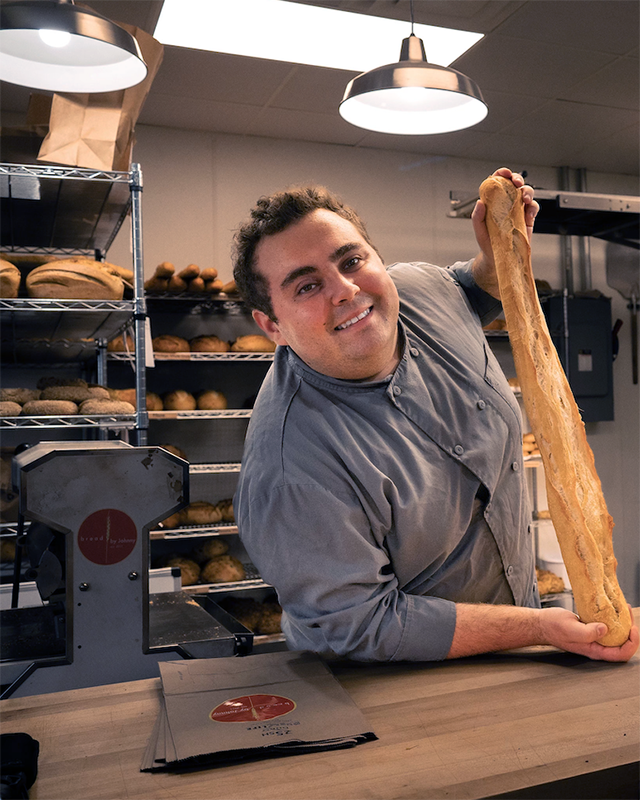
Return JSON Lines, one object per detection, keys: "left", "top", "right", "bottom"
{"left": 154, "top": 0, "right": 483, "bottom": 71}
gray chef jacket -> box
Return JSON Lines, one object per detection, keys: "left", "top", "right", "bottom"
{"left": 235, "top": 260, "right": 540, "bottom": 662}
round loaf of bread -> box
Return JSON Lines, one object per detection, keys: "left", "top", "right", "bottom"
{"left": 216, "top": 498, "right": 234, "bottom": 522}
{"left": 196, "top": 390, "right": 227, "bottom": 410}
{"left": 0, "top": 259, "right": 21, "bottom": 298}
{"left": 107, "top": 333, "right": 135, "bottom": 352}
{"left": 191, "top": 537, "right": 229, "bottom": 563}
{"left": 112, "top": 388, "right": 136, "bottom": 406}
{"left": 183, "top": 501, "right": 222, "bottom": 525}
{"left": 0, "top": 401, "right": 23, "bottom": 416}
{"left": 22, "top": 400, "right": 78, "bottom": 415}
{"left": 78, "top": 399, "right": 135, "bottom": 415}
{"left": 40, "top": 385, "right": 91, "bottom": 403}
{"left": 259, "top": 602, "right": 283, "bottom": 634}
{"left": 159, "top": 511, "right": 184, "bottom": 530}
{"left": 147, "top": 392, "right": 163, "bottom": 411}
{"left": 37, "top": 377, "right": 87, "bottom": 390}
{"left": 0, "top": 388, "right": 40, "bottom": 405}
{"left": 189, "top": 335, "right": 229, "bottom": 353}
{"left": 163, "top": 390, "right": 196, "bottom": 410}
{"left": 26, "top": 262, "right": 124, "bottom": 300}
{"left": 152, "top": 335, "right": 189, "bottom": 353}
{"left": 230, "top": 335, "right": 276, "bottom": 352}
{"left": 201, "top": 554, "right": 245, "bottom": 584}
{"left": 166, "top": 556, "right": 200, "bottom": 586}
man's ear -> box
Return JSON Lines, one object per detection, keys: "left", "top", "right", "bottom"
{"left": 252, "top": 309, "right": 288, "bottom": 346}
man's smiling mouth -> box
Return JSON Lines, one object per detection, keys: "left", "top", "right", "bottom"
{"left": 335, "top": 306, "right": 372, "bottom": 331}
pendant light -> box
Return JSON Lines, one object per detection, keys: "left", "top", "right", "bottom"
{"left": 0, "top": 0, "right": 147, "bottom": 93}
{"left": 339, "top": 1, "right": 487, "bottom": 135}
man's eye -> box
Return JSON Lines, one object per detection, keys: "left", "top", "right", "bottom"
{"left": 297, "top": 282, "right": 317, "bottom": 295}
{"left": 344, "top": 256, "right": 361, "bottom": 270}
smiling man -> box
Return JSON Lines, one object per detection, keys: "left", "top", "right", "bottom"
{"left": 232, "top": 169, "right": 638, "bottom": 664}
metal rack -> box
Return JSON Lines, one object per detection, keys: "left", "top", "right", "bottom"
{"left": 0, "top": 161, "right": 149, "bottom": 442}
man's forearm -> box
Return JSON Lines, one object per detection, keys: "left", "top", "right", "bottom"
{"left": 447, "top": 602, "right": 638, "bottom": 662}
{"left": 471, "top": 253, "right": 501, "bottom": 299}
{"left": 447, "top": 603, "right": 542, "bottom": 658}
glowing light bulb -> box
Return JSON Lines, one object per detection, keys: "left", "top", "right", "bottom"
{"left": 39, "top": 29, "right": 72, "bottom": 48}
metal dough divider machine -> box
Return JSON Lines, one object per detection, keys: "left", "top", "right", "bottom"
{"left": 0, "top": 442, "right": 253, "bottom": 699}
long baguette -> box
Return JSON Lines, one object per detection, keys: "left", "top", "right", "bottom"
{"left": 479, "top": 175, "right": 631, "bottom": 646}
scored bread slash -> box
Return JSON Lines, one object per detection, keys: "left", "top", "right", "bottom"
{"left": 479, "top": 175, "right": 631, "bottom": 646}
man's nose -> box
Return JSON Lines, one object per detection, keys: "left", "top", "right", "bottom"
{"left": 328, "top": 271, "right": 359, "bottom": 304}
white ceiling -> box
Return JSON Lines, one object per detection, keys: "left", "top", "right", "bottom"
{"left": 1, "top": 0, "right": 638, "bottom": 178}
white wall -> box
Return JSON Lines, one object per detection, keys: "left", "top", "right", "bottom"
{"left": 108, "top": 125, "right": 639, "bottom": 605}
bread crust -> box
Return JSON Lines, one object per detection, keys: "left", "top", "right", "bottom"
{"left": 479, "top": 175, "right": 631, "bottom": 646}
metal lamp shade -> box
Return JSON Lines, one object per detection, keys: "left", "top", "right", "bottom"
{"left": 0, "top": 1, "right": 147, "bottom": 92}
{"left": 339, "top": 36, "right": 488, "bottom": 135}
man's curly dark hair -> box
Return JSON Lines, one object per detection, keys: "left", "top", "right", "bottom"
{"left": 232, "top": 186, "right": 380, "bottom": 321}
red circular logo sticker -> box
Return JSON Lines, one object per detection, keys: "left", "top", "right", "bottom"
{"left": 77, "top": 508, "right": 137, "bottom": 565}
{"left": 210, "top": 694, "right": 296, "bottom": 723}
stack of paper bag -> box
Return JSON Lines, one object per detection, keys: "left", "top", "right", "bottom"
{"left": 141, "top": 651, "right": 377, "bottom": 772}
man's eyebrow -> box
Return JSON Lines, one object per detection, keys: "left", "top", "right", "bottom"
{"left": 280, "top": 243, "right": 361, "bottom": 291}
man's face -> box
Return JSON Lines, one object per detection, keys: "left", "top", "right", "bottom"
{"left": 252, "top": 209, "right": 400, "bottom": 381}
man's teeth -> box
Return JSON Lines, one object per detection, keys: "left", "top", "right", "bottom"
{"left": 336, "top": 307, "right": 371, "bottom": 331}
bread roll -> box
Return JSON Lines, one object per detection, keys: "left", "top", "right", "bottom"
{"left": 165, "top": 556, "right": 200, "bottom": 586}
{"left": 0, "top": 388, "right": 39, "bottom": 405}
{"left": 188, "top": 276, "right": 205, "bottom": 293}
{"left": 178, "top": 264, "right": 200, "bottom": 280}
{"left": 37, "top": 376, "right": 87, "bottom": 390}
{"left": 189, "top": 335, "right": 229, "bottom": 353}
{"left": 183, "top": 501, "right": 222, "bottom": 525}
{"left": 78, "top": 399, "right": 135, "bottom": 415}
{"left": 147, "top": 392, "right": 163, "bottom": 411}
{"left": 26, "top": 261, "right": 124, "bottom": 300}
{"left": 0, "top": 401, "right": 23, "bottom": 416}
{"left": 479, "top": 175, "right": 632, "bottom": 646}
{"left": 107, "top": 332, "right": 135, "bottom": 352}
{"left": 221, "top": 280, "right": 238, "bottom": 294}
{"left": 218, "top": 597, "right": 263, "bottom": 631}
{"left": 152, "top": 335, "right": 189, "bottom": 353}
{"left": 22, "top": 400, "right": 78, "bottom": 415}
{"left": 196, "top": 390, "right": 228, "bottom": 410}
{"left": 159, "top": 511, "right": 184, "bottom": 530}
{"left": 154, "top": 262, "right": 175, "bottom": 278}
{"left": 41, "top": 385, "right": 108, "bottom": 403}
{"left": 0, "top": 259, "right": 21, "bottom": 298}
{"left": 163, "top": 390, "right": 196, "bottom": 410}
{"left": 168, "top": 275, "right": 188, "bottom": 293}
{"left": 191, "top": 537, "right": 229, "bottom": 563}
{"left": 216, "top": 498, "right": 234, "bottom": 523}
{"left": 230, "top": 334, "right": 276, "bottom": 353}
{"left": 201, "top": 554, "right": 245, "bottom": 584}
{"left": 200, "top": 268, "right": 218, "bottom": 281}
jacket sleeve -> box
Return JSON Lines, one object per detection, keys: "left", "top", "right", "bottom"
{"left": 237, "top": 481, "right": 457, "bottom": 662}
{"left": 450, "top": 258, "right": 503, "bottom": 327}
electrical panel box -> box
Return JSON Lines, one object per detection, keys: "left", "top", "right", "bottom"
{"left": 541, "top": 294, "right": 613, "bottom": 422}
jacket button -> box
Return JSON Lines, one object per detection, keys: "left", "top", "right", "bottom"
{"left": 507, "top": 565, "right": 514, "bottom": 577}
{"left": 477, "top": 399, "right": 486, "bottom": 410}
{"left": 454, "top": 444, "right": 464, "bottom": 455}
{"left": 393, "top": 386, "right": 402, "bottom": 396}
{"left": 410, "top": 348, "right": 420, "bottom": 357}
{"left": 512, "top": 461, "right": 520, "bottom": 472}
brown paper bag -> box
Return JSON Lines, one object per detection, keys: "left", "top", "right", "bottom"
{"left": 36, "top": 23, "right": 164, "bottom": 171}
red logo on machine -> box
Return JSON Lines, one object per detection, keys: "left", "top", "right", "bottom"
{"left": 210, "top": 694, "right": 296, "bottom": 723}
{"left": 77, "top": 508, "right": 137, "bottom": 565}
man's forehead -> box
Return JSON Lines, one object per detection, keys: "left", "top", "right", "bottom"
{"left": 255, "top": 209, "right": 365, "bottom": 273}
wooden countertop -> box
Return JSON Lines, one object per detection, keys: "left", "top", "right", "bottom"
{"left": 1, "top": 609, "right": 638, "bottom": 800}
